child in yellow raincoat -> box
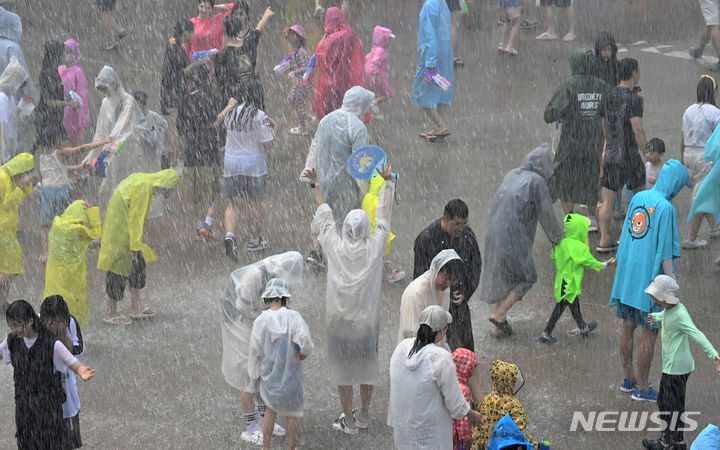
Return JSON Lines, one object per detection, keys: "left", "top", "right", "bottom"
{"left": 43, "top": 200, "right": 102, "bottom": 327}
{"left": 97, "top": 169, "right": 179, "bottom": 325}
{"left": 0, "top": 153, "right": 34, "bottom": 312}
{"left": 361, "top": 173, "right": 405, "bottom": 283}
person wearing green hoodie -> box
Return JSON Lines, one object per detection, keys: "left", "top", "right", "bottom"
{"left": 544, "top": 48, "right": 610, "bottom": 229}
{"left": 539, "top": 213, "right": 615, "bottom": 344}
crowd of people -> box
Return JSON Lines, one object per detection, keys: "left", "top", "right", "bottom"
{"left": 1, "top": 0, "right": 720, "bottom": 449}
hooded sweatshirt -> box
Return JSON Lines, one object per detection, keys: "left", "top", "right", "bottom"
{"left": 97, "top": 170, "right": 179, "bottom": 277}
{"left": 0, "top": 152, "right": 33, "bottom": 274}
{"left": 388, "top": 338, "right": 470, "bottom": 450}
{"left": 610, "top": 160, "right": 691, "bottom": 313}
{"left": 365, "top": 26, "right": 395, "bottom": 98}
{"left": 551, "top": 214, "right": 604, "bottom": 304}
{"left": 594, "top": 31, "right": 619, "bottom": 87}
{"left": 472, "top": 360, "right": 537, "bottom": 450}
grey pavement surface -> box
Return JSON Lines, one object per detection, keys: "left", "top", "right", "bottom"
{"left": 0, "top": 0, "right": 719, "bottom": 449}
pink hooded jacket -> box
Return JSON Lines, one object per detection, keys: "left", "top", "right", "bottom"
{"left": 364, "top": 26, "right": 394, "bottom": 98}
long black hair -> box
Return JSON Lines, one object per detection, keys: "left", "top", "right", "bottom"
{"left": 697, "top": 75, "right": 717, "bottom": 106}
{"left": 41, "top": 40, "right": 65, "bottom": 73}
{"left": 6, "top": 300, "right": 40, "bottom": 333}
{"left": 173, "top": 18, "right": 194, "bottom": 41}
{"left": 407, "top": 324, "right": 440, "bottom": 358}
{"left": 226, "top": 87, "right": 263, "bottom": 132}
{"left": 39, "top": 295, "right": 70, "bottom": 324}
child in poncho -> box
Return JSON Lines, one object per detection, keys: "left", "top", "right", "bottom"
{"left": 539, "top": 213, "right": 615, "bottom": 344}
{"left": 365, "top": 25, "right": 394, "bottom": 118}
{"left": 248, "top": 278, "right": 314, "bottom": 450}
{"left": 452, "top": 348, "right": 478, "bottom": 450}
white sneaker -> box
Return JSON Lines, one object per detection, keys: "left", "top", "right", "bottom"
{"left": 240, "top": 429, "right": 263, "bottom": 446}
{"left": 272, "top": 423, "right": 287, "bottom": 436}
{"left": 681, "top": 239, "right": 708, "bottom": 249}
{"left": 331, "top": 413, "right": 359, "bottom": 435}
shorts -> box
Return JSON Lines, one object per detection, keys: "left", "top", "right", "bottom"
{"left": 39, "top": 186, "right": 72, "bottom": 227}
{"left": 540, "top": 0, "right": 573, "bottom": 7}
{"left": 94, "top": 0, "right": 117, "bottom": 12}
{"left": 64, "top": 414, "right": 82, "bottom": 450}
{"left": 222, "top": 175, "right": 266, "bottom": 199}
{"left": 615, "top": 303, "right": 661, "bottom": 329}
{"left": 503, "top": 6, "right": 523, "bottom": 20}
{"left": 179, "top": 165, "right": 221, "bottom": 205}
{"left": 699, "top": 0, "right": 720, "bottom": 26}
{"left": 106, "top": 253, "right": 146, "bottom": 301}
{"left": 601, "top": 152, "right": 645, "bottom": 192}
{"left": 446, "top": 0, "right": 462, "bottom": 12}
{"left": 683, "top": 146, "right": 712, "bottom": 199}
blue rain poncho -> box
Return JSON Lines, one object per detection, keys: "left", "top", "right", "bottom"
{"left": 411, "top": 0, "right": 454, "bottom": 109}
{"left": 248, "top": 306, "right": 314, "bottom": 417}
{"left": 688, "top": 126, "right": 720, "bottom": 223}
{"left": 303, "top": 86, "right": 373, "bottom": 226}
{"left": 478, "top": 144, "right": 563, "bottom": 304}
{"left": 610, "top": 160, "right": 690, "bottom": 313}
{"left": 220, "top": 252, "right": 304, "bottom": 392}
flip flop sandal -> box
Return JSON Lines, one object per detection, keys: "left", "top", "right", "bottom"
{"left": 520, "top": 20, "right": 537, "bottom": 29}
{"left": 562, "top": 33, "right": 577, "bottom": 42}
{"left": 103, "top": 315, "right": 132, "bottom": 325}
{"left": 596, "top": 243, "right": 619, "bottom": 253}
{"left": 127, "top": 307, "right": 157, "bottom": 319}
{"left": 488, "top": 318, "right": 513, "bottom": 336}
{"left": 536, "top": 32, "right": 558, "bottom": 41}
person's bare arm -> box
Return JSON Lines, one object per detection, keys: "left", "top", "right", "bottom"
{"left": 213, "top": 3, "right": 232, "bottom": 13}
{"left": 69, "top": 361, "right": 95, "bottom": 381}
{"left": 302, "top": 168, "right": 325, "bottom": 206}
{"left": 680, "top": 133, "right": 685, "bottom": 165}
{"left": 214, "top": 97, "right": 238, "bottom": 127}
{"left": 630, "top": 117, "right": 646, "bottom": 153}
{"left": 255, "top": 7, "right": 275, "bottom": 31}
{"left": 601, "top": 117, "right": 607, "bottom": 139}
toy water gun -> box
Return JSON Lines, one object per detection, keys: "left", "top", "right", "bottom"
{"left": 92, "top": 152, "right": 107, "bottom": 178}
{"left": 111, "top": 141, "right": 125, "bottom": 156}
{"left": 294, "top": 343, "right": 306, "bottom": 361}
{"left": 274, "top": 53, "right": 293, "bottom": 74}
{"left": 424, "top": 68, "right": 452, "bottom": 91}
{"left": 302, "top": 54, "right": 316, "bottom": 86}
{"left": 539, "top": 441, "right": 551, "bottom": 450}
{"left": 191, "top": 48, "right": 219, "bottom": 61}
{"left": 460, "top": 0, "right": 469, "bottom": 14}
{"left": 68, "top": 91, "right": 83, "bottom": 106}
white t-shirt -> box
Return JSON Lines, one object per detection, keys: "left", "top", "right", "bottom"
{"left": 1, "top": 335, "right": 78, "bottom": 373}
{"left": 682, "top": 103, "right": 720, "bottom": 147}
{"left": 61, "top": 318, "right": 83, "bottom": 418}
{"left": 223, "top": 106, "right": 274, "bottom": 177}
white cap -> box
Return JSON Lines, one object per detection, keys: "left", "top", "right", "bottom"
{"left": 644, "top": 275, "right": 680, "bottom": 305}
{"left": 261, "top": 278, "right": 291, "bottom": 299}
{"left": 419, "top": 305, "right": 452, "bottom": 332}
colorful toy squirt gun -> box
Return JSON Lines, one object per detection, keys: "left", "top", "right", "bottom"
{"left": 191, "top": 48, "right": 219, "bottom": 61}
{"left": 302, "top": 54, "right": 316, "bottom": 86}
{"left": 274, "top": 53, "right": 293, "bottom": 74}
{"left": 424, "top": 67, "right": 452, "bottom": 91}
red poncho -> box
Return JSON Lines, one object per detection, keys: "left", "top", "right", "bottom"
{"left": 311, "top": 7, "right": 369, "bottom": 122}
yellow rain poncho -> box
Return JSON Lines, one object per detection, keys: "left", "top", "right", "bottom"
{"left": 0, "top": 152, "right": 33, "bottom": 274}
{"left": 361, "top": 173, "right": 395, "bottom": 256}
{"left": 44, "top": 200, "right": 102, "bottom": 327}
{"left": 97, "top": 170, "right": 179, "bottom": 276}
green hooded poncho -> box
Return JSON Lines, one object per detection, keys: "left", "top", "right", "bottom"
{"left": 551, "top": 213, "right": 604, "bottom": 303}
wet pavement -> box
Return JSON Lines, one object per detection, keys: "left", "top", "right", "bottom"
{"left": 1, "top": 0, "right": 719, "bottom": 448}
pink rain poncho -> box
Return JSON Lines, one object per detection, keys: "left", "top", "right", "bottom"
{"left": 365, "top": 26, "right": 394, "bottom": 98}
{"left": 57, "top": 39, "right": 90, "bottom": 144}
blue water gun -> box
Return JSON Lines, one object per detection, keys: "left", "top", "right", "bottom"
{"left": 191, "top": 48, "right": 219, "bottom": 61}
{"left": 302, "top": 54, "right": 316, "bottom": 86}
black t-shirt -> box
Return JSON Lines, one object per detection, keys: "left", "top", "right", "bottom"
{"left": 177, "top": 89, "right": 222, "bottom": 167}
{"left": 600, "top": 85, "right": 643, "bottom": 163}
{"left": 36, "top": 68, "right": 66, "bottom": 146}
{"left": 214, "top": 30, "right": 262, "bottom": 101}
{"left": 160, "top": 42, "right": 190, "bottom": 115}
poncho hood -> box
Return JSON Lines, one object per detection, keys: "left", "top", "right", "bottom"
{"left": 147, "top": 169, "right": 180, "bottom": 189}
{"left": 343, "top": 208, "right": 371, "bottom": 241}
{"left": 341, "top": 86, "right": 375, "bottom": 118}
{"left": 95, "top": 65, "right": 124, "bottom": 95}
{"left": 489, "top": 359, "right": 519, "bottom": 396}
{"left": 487, "top": 413, "right": 533, "bottom": 450}
{"left": 59, "top": 200, "right": 92, "bottom": 224}
{"left": 372, "top": 26, "right": 393, "bottom": 49}
{"left": 1, "top": 152, "right": 33, "bottom": 176}
{"left": 430, "top": 248, "right": 461, "bottom": 292}
{"left": 404, "top": 342, "right": 431, "bottom": 370}
{"left": 0, "top": 55, "right": 27, "bottom": 92}
{"left": 563, "top": 213, "right": 589, "bottom": 243}
{"left": 264, "top": 307, "right": 293, "bottom": 341}
{"left": 652, "top": 159, "right": 691, "bottom": 201}
{"left": 64, "top": 38, "right": 80, "bottom": 66}
{"left": 452, "top": 348, "right": 477, "bottom": 385}
{"left": 324, "top": 7, "right": 349, "bottom": 34}
{"left": 519, "top": 143, "right": 553, "bottom": 180}
{"left": 594, "top": 31, "right": 617, "bottom": 58}
{"left": 570, "top": 48, "right": 594, "bottom": 76}
{"left": 0, "top": 7, "right": 22, "bottom": 43}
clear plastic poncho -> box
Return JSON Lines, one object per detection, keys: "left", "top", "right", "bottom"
{"left": 311, "top": 180, "right": 395, "bottom": 386}
{"left": 0, "top": 56, "right": 29, "bottom": 165}
{"left": 82, "top": 66, "right": 157, "bottom": 205}
{"left": 220, "top": 252, "right": 304, "bottom": 391}
{"left": 248, "top": 307, "right": 314, "bottom": 417}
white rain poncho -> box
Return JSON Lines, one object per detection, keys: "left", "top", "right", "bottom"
{"left": 219, "top": 252, "right": 303, "bottom": 391}
{"left": 0, "top": 7, "right": 37, "bottom": 104}
{"left": 398, "top": 249, "right": 460, "bottom": 343}
{"left": 303, "top": 86, "right": 374, "bottom": 226}
{"left": 82, "top": 66, "right": 157, "bottom": 205}
{"left": 311, "top": 179, "right": 395, "bottom": 386}
{"left": 479, "top": 143, "right": 563, "bottom": 304}
{"left": 387, "top": 338, "right": 470, "bottom": 450}
{"left": 0, "top": 56, "right": 28, "bottom": 165}
{"left": 248, "top": 307, "right": 314, "bottom": 417}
